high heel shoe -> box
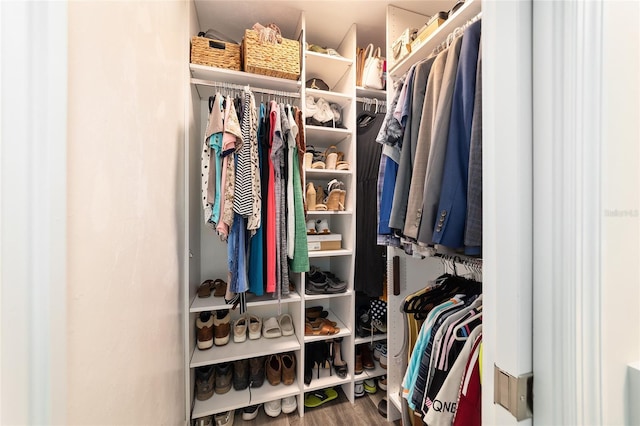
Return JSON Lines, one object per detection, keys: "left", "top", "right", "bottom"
{"left": 331, "top": 338, "right": 348, "bottom": 378}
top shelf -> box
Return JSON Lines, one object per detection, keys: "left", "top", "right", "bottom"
{"left": 190, "top": 63, "right": 301, "bottom": 99}
{"left": 388, "top": 0, "right": 481, "bottom": 79}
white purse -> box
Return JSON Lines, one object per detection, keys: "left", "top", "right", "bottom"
{"left": 362, "top": 44, "right": 384, "bottom": 90}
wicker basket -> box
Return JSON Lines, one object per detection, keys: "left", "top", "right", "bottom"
{"left": 190, "top": 36, "right": 241, "bottom": 70}
{"left": 242, "top": 29, "right": 300, "bottom": 80}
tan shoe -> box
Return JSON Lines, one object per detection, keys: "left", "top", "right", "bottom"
{"left": 306, "top": 182, "right": 316, "bottom": 211}
{"left": 281, "top": 352, "right": 296, "bottom": 385}
{"left": 213, "top": 310, "right": 231, "bottom": 346}
{"left": 266, "top": 354, "right": 282, "bottom": 386}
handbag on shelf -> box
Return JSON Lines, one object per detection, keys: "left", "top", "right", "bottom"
{"left": 362, "top": 43, "right": 384, "bottom": 90}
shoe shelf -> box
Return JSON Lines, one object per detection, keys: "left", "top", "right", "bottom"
{"left": 305, "top": 210, "right": 353, "bottom": 216}
{"left": 308, "top": 249, "right": 353, "bottom": 258}
{"left": 305, "top": 125, "right": 352, "bottom": 144}
{"left": 304, "top": 289, "right": 352, "bottom": 302}
{"left": 356, "top": 86, "right": 387, "bottom": 100}
{"left": 304, "top": 370, "right": 352, "bottom": 393}
{"left": 190, "top": 334, "right": 301, "bottom": 368}
{"left": 389, "top": 392, "right": 403, "bottom": 413}
{"left": 354, "top": 333, "right": 387, "bottom": 346}
{"left": 192, "top": 379, "right": 301, "bottom": 419}
{"left": 305, "top": 51, "right": 353, "bottom": 90}
{"left": 305, "top": 88, "right": 352, "bottom": 107}
{"left": 363, "top": 363, "right": 387, "bottom": 380}
{"left": 304, "top": 311, "right": 351, "bottom": 343}
{"left": 304, "top": 168, "right": 353, "bottom": 179}
{"left": 190, "top": 291, "right": 301, "bottom": 313}
{"left": 190, "top": 63, "right": 301, "bottom": 99}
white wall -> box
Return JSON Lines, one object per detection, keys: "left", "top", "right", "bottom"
{"left": 601, "top": 1, "right": 640, "bottom": 424}
{"left": 67, "top": 1, "right": 187, "bottom": 424}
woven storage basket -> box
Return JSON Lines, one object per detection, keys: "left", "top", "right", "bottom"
{"left": 191, "top": 36, "right": 241, "bottom": 70}
{"left": 242, "top": 29, "right": 300, "bottom": 80}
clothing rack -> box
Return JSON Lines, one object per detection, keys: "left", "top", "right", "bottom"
{"left": 434, "top": 252, "right": 483, "bottom": 273}
{"left": 432, "top": 11, "right": 482, "bottom": 56}
{"left": 191, "top": 78, "right": 300, "bottom": 100}
{"left": 356, "top": 96, "right": 387, "bottom": 114}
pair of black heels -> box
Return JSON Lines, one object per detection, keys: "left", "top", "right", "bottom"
{"left": 304, "top": 339, "right": 348, "bottom": 385}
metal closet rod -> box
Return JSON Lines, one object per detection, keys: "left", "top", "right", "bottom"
{"left": 434, "top": 252, "right": 483, "bottom": 270}
{"left": 192, "top": 78, "right": 300, "bottom": 98}
{"left": 432, "top": 11, "right": 483, "bottom": 55}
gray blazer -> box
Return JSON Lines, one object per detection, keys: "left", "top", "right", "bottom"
{"left": 416, "top": 35, "right": 464, "bottom": 244}
{"left": 401, "top": 49, "right": 449, "bottom": 239}
{"left": 388, "top": 57, "right": 434, "bottom": 231}
{"left": 465, "top": 43, "right": 483, "bottom": 251}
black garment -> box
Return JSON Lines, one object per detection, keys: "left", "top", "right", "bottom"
{"left": 354, "top": 106, "right": 386, "bottom": 297}
{"left": 260, "top": 103, "right": 271, "bottom": 291}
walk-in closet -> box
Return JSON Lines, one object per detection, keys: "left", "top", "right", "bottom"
{"left": 4, "top": 1, "right": 639, "bottom": 425}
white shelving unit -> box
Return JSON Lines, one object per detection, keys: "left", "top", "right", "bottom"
{"left": 184, "top": 12, "right": 360, "bottom": 424}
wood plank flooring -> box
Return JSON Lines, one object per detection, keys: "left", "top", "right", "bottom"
{"left": 229, "top": 388, "right": 400, "bottom": 426}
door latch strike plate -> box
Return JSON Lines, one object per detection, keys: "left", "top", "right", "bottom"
{"left": 493, "top": 364, "right": 533, "bottom": 421}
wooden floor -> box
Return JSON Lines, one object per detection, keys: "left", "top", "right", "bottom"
{"left": 230, "top": 388, "right": 400, "bottom": 426}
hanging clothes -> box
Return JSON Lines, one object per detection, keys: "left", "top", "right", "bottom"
{"left": 432, "top": 20, "right": 482, "bottom": 253}
{"left": 248, "top": 103, "right": 266, "bottom": 296}
{"left": 355, "top": 104, "right": 386, "bottom": 297}
{"left": 289, "top": 106, "right": 310, "bottom": 273}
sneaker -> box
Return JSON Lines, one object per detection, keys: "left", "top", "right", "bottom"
{"left": 233, "top": 358, "right": 249, "bottom": 390}
{"left": 378, "top": 375, "right": 388, "bottom": 391}
{"left": 354, "top": 381, "right": 365, "bottom": 398}
{"left": 213, "top": 410, "right": 234, "bottom": 426}
{"left": 264, "top": 399, "right": 282, "bottom": 417}
{"left": 214, "top": 362, "right": 232, "bottom": 394}
{"left": 307, "top": 219, "right": 317, "bottom": 235}
{"left": 233, "top": 315, "right": 248, "bottom": 343}
{"left": 281, "top": 396, "right": 297, "bottom": 414}
{"left": 196, "top": 312, "right": 214, "bottom": 350}
{"left": 377, "top": 398, "right": 388, "bottom": 418}
{"left": 213, "top": 310, "right": 231, "bottom": 346}
{"left": 195, "top": 365, "right": 215, "bottom": 401}
{"left": 379, "top": 344, "right": 388, "bottom": 369}
{"left": 364, "top": 378, "right": 377, "bottom": 394}
{"left": 315, "top": 219, "right": 330, "bottom": 234}
{"left": 373, "top": 342, "right": 384, "bottom": 361}
{"left": 242, "top": 404, "right": 261, "bottom": 421}
{"left": 193, "top": 416, "right": 212, "bottom": 426}
{"left": 249, "top": 356, "right": 266, "bottom": 388}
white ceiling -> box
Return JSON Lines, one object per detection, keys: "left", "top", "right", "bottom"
{"left": 194, "top": 0, "right": 456, "bottom": 53}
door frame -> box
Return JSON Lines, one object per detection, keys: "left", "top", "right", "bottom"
{"left": 0, "top": 1, "right": 68, "bottom": 424}
{"left": 532, "top": 0, "right": 604, "bottom": 424}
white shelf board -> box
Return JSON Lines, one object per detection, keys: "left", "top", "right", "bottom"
{"left": 303, "top": 369, "right": 352, "bottom": 393}
{"left": 363, "top": 362, "right": 387, "bottom": 379}
{"left": 190, "top": 291, "right": 301, "bottom": 313}
{"left": 388, "top": 0, "right": 482, "bottom": 79}
{"left": 304, "top": 289, "right": 352, "bottom": 302}
{"left": 354, "top": 333, "right": 387, "bottom": 346}
{"left": 389, "top": 392, "right": 403, "bottom": 413}
{"left": 304, "top": 168, "right": 353, "bottom": 179}
{"left": 356, "top": 86, "right": 387, "bottom": 100}
{"left": 306, "top": 88, "right": 352, "bottom": 106}
{"left": 190, "top": 63, "right": 300, "bottom": 98}
{"left": 304, "top": 310, "right": 351, "bottom": 343}
{"left": 305, "top": 125, "right": 352, "bottom": 144}
{"left": 251, "top": 379, "right": 301, "bottom": 404}
{"left": 305, "top": 51, "right": 353, "bottom": 90}
{"left": 190, "top": 334, "right": 301, "bottom": 368}
{"left": 308, "top": 249, "right": 353, "bottom": 258}
{"left": 191, "top": 379, "right": 300, "bottom": 419}
{"left": 305, "top": 210, "right": 353, "bottom": 216}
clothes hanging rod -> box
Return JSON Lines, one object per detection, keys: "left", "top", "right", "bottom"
{"left": 191, "top": 78, "right": 300, "bottom": 98}
{"left": 432, "top": 11, "right": 482, "bottom": 55}
{"left": 434, "top": 252, "right": 483, "bottom": 269}
{"left": 356, "top": 96, "right": 387, "bottom": 104}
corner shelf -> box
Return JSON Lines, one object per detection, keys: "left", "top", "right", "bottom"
{"left": 305, "top": 210, "right": 353, "bottom": 216}
{"left": 308, "top": 249, "right": 353, "bottom": 258}
{"left": 305, "top": 125, "right": 352, "bottom": 144}
{"left": 354, "top": 333, "right": 387, "bottom": 345}
{"left": 356, "top": 86, "right": 387, "bottom": 100}
{"left": 304, "top": 370, "right": 352, "bottom": 393}
{"left": 303, "top": 310, "right": 351, "bottom": 343}
{"left": 388, "top": 0, "right": 481, "bottom": 79}
{"left": 306, "top": 88, "right": 352, "bottom": 106}
{"left": 304, "top": 168, "right": 353, "bottom": 179}
{"left": 304, "top": 289, "right": 352, "bottom": 302}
